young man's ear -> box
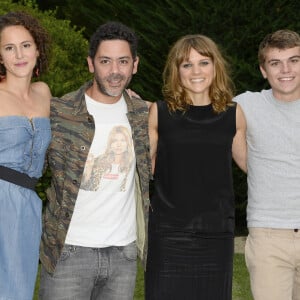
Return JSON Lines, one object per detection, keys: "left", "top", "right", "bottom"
{"left": 259, "top": 64, "right": 267, "bottom": 79}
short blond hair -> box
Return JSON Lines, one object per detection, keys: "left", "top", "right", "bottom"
{"left": 258, "top": 29, "right": 300, "bottom": 66}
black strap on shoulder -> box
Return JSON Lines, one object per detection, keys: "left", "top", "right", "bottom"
{"left": 0, "top": 165, "right": 38, "bottom": 191}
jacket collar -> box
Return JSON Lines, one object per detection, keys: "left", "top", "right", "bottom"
{"left": 71, "top": 80, "right": 135, "bottom": 115}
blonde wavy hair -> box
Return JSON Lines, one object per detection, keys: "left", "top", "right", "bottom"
{"left": 163, "top": 34, "right": 234, "bottom": 113}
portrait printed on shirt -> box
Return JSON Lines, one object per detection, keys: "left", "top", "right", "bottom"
{"left": 80, "top": 125, "right": 134, "bottom": 192}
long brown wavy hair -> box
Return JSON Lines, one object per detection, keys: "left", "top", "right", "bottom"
{"left": 163, "top": 34, "right": 234, "bottom": 113}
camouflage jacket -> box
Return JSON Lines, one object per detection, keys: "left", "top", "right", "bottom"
{"left": 40, "top": 81, "right": 151, "bottom": 273}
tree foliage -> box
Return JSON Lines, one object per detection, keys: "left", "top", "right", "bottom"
{"left": 36, "top": 0, "right": 300, "bottom": 98}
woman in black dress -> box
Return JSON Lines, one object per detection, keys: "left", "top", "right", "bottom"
{"left": 146, "top": 34, "right": 247, "bottom": 299}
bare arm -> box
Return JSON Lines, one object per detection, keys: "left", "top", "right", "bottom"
{"left": 148, "top": 102, "right": 158, "bottom": 174}
{"left": 126, "top": 88, "right": 153, "bottom": 108}
{"left": 32, "top": 81, "right": 52, "bottom": 117}
{"left": 232, "top": 103, "right": 247, "bottom": 173}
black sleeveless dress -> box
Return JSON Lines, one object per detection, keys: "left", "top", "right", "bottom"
{"left": 145, "top": 100, "right": 237, "bottom": 300}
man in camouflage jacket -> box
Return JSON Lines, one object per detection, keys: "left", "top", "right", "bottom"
{"left": 39, "top": 22, "right": 151, "bottom": 299}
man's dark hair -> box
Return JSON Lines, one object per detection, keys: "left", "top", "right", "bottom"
{"left": 88, "top": 21, "right": 138, "bottom": 60}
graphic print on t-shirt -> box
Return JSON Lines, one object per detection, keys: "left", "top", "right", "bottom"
{"left": 80, "top": 125, "right": 134, "bottom": 192}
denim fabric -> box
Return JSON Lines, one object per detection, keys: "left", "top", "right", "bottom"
{"left": 0, "top": 117, "right": 51, "bottom": 300}
{"left": 0, "top": 189, "right": 42, "bottom": 300}
{"left": 39, "top": 242, "right": 137, "bottom": 300}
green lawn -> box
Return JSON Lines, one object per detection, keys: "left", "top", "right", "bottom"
{"left": 232, "top": 254, "right": 253, "bottom": 300}
{"left": 34, "top": 253, "right": 252, "bottom": 299}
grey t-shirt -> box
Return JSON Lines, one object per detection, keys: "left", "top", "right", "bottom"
{"left": 234, "top": 89, "right": 300, "bottom": 229}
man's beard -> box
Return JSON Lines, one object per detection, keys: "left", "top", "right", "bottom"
{"left": 95, "top": 73, "right": 132, "bottom": 97}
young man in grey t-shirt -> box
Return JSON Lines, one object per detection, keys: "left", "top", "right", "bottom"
{"left": 234, "top": 30, "right": 300, "bottom": 300}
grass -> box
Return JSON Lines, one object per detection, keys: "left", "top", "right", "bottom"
{"left": 232, "top": 254, "right": 253, "bottom": 300}
{"left": 34, "top": 253, "right": 252, "bottom": 299}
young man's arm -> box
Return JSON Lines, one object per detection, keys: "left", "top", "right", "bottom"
{"left": 232, "top": 103, "right": 247, "bottom": 173}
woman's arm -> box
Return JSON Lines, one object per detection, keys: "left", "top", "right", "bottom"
{"left": 148, "top": 102, "right": 158, "bottom": 174}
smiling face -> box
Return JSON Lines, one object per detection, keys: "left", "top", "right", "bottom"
{"left": 0, "top": 25, "right": 39, "bottom": 79}
{"left": 260, "top": 46, "right": 300, "bottom": 101}
{"left": 179, "top": 47, "right": 214, "bottom": 103}
{"left": 87, "top": 39, "right": 139, "bottom": 101}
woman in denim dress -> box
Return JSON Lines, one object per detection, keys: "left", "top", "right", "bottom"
{"left": 0, "top": 11, "right": 51, "bottom": 300}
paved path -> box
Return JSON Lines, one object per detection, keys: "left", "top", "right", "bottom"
{"left": 234, "top": 236, "right": 246, "bottom": 253}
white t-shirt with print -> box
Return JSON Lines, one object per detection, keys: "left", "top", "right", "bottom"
{"left": 65, "top": 94, "right": 136, "bottom": 247}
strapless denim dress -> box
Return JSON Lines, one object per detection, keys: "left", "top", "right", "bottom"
{"left": 0, "top": 116, "right": 51, "bottom": 300}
